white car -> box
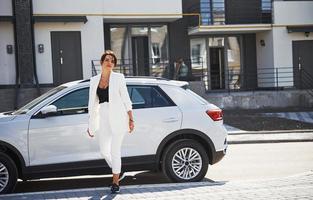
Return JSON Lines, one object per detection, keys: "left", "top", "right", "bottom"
{"left": 0, "top": 77, "right": 227, "bottom": 194}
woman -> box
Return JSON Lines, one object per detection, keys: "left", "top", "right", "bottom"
{"left": 87, "top": 50, "right": 134, "bottom": 194}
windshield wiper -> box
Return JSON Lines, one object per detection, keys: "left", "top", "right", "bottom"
{"left": 11, "top": 109, "right": 29, "bottom": 115}
{"left": 2, "top": 111, "right": 14, "bottom": 115}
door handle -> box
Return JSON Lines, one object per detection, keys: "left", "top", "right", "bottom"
{"left": 163, "top": 117, "right": 179, "bottom": 123}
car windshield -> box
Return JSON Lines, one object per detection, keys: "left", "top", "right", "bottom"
{"left": 11, "top": 86, "right": 67, "bottom": 115}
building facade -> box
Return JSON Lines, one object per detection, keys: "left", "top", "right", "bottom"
{"left": 0, "top": 0, "right": 313, "bottom": 111}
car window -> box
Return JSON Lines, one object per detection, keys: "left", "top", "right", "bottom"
{"left": 128, "top": 86, "right": 174, "bottom": 109}
{"left": 52, "top": 88, "right": 89, "bottom": 111}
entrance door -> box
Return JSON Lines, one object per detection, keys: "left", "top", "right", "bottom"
{"left": 132, "top": 36, "right": 149, "bottom": 76}
{"left": 293, "top": 40, "right": 313, "bottom": 89}
{"left": 51, "top": 32, "right": 83, "bottom": 85}
{"left": 210, "top": 47, "right": 225, "bottom": 89}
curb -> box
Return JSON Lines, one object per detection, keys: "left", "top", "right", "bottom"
{"left": 228, "top": 129, "right": 313, "bottom": 135}
{"left": 227, "top": 131, "right": 313, "bottom": 144}
{"left": 228, "top": 139, "right": 313, "bottom": 144}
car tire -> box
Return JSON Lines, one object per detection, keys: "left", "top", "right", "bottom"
{"left": 0, "top": 152, "right": 18, "bottom": 194}
{"left": 162, "top": 139, "right": 208, "bottom": 182}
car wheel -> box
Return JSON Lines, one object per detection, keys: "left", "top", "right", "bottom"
{"left": 0, "top": 152, "right": 18, "bottom": 194}
{"left": 162, "top": 139, "right": 208, "bottom": 182}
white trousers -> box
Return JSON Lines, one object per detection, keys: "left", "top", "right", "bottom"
{"left": 98, "top": 102, "right": 125, "bottom": 174}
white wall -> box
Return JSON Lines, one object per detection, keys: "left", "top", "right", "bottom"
{"left": 272, "top": 27, "right": 313, "bottom": 87}
{"left": 273, "top": 1, "right": 313, "bottom": 25}
{"left": 32, "top": 0, "right": 104, "bottom": 14}
{"left": 0, "top": 0, "right": 12, "bottom": 16}
{"left": 256, "top": 31, "right": 274, "bottom": 69}
{"left": 256, "top": 0, "right": 313, "bottom": 88}
{"left": 0, "top": 22, "right": 15, "bottom": 84}
{"left": 33, "top": 0, "right": 182, "bottom": 16}
{"left": 256, "top": 31, "right": 274, "bottom": 87}
{"left": 34, "top": 16, "right": 104, "bottom": 83}
{"left": 256, "top": 27, "right": 313, "bottom": 88}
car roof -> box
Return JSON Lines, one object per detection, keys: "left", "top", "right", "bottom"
{"left": 74, "top": 76, "right": 189, "bottom": 88}
{"left": 126, "top": 77, "right": 189, "bottom": 87}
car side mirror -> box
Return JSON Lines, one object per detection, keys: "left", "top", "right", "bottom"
{"left": 40, "top": 105, "right": 57, "bottom": 115}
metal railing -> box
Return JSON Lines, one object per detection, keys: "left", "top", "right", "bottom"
{"left": 92, "top": 60, "right": 313, "bottom": 97}
{"left": 91, "top": 58, "right": 205, "bottom": 81}
{"left": 301, "top": 69, "right": 313, "bottom": 97}
{"left": 210, "top": 66, "right": 313, "bottom": 98}
{"left": 184, "top": 0, "right": 272, "bottom": 26}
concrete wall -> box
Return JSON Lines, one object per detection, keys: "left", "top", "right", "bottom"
{"left": 34, "top": 16, "right": 104, "bottom": 83}
{"left": 188, "top": 82, "right": 313, "bottom": 109}
{"left": 0, "top": 0, "right": 12, "bottom": 15}
{"left": 203, "top": 90, "right": 313, "bottom": 110}
{"left": 0, "top": 22, "right": 15, "bottom": 84}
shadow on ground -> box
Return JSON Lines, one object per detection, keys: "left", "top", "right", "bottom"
{"left": 13, "top": 171, "right": 215, "bottom": 194}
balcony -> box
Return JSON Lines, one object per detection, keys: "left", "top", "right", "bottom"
{"left": 184, "top": 0, "right": 273, "bottom": 35}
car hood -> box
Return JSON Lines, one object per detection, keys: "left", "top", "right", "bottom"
{"left": 0, "top": 112, "right": 17, "bottom": 122}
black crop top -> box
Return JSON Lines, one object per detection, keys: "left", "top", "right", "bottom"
{"left": 97, "top": 86, "right": 109, "bottom": 103}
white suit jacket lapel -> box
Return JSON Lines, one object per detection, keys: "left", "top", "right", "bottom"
{"left": 92, "top": 74, "right": 101, "bottom": 103}
{"left": 109, "top": 72, "right": 117, "bottom": 103}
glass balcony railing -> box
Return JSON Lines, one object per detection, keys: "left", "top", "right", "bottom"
{"left": 184, "top": 0, "right": 272, "bottom": 26}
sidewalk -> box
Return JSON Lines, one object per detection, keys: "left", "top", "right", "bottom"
{"left": 2, "top": 171, "right": 313, "bottom": 199}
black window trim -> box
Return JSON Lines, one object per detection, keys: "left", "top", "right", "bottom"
{"left": 32, "top": 86, "right": 89, "bottom": 118}
{"left": 127, "top": 84, "right": 176, "bottom": 109}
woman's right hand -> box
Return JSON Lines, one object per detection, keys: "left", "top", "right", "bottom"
{"left": 87, "top": 128, "right": 94, "bottom": 138}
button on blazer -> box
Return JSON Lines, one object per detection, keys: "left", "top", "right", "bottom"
{"left": 88, "top": 72, "right": 132, "bottom": 134}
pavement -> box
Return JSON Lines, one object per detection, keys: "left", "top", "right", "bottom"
{"left": 1, "top": 107, "right": 313, "bottom": 199}
{"left": 2, "top": 171, "right": 313, "bottom": 199}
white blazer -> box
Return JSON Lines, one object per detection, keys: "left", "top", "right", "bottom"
{"left": 88, "top": 72, "right": 132, "bottom": 134}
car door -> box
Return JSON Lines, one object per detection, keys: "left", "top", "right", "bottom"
{"left": 28, "top": 87, "right": 100, "bottom": 166}
{"left": 122, "top": 85, "right": 182, "bottom": 157}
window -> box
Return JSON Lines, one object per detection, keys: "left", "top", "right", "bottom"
{"left": 200, "top": 0, "right": 225, "bottom": 25}
{"left": 127, "top": 86, "right": 174, "bottom": 109}
{"left": 52, "top": 88, "right": 89, "bottom": 112}
{"left": 192, "top": 44, "right": 201, "bottom": 64}
{"left": 152, "top": 43, "right": 161, "bottom": 64}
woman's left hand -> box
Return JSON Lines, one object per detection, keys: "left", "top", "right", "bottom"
{"left": 129, "top": 120, "right": 134, "bottom": 133}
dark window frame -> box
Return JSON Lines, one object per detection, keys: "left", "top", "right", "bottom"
{"left": 127, "top": 85, "right": 176, "bottom": 109}
{"left": 33, "top": 87, "right": 90, "bottom": 118}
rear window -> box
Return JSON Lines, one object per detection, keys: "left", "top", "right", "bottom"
{"left": 127, "top": 85, "right": 175, "bottom": 109}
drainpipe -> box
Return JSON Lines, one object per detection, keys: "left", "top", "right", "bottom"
{"left": 30, "top": 0, "right": 40, "bottom": 96}
{"left": 12, "top": 0, "right": 19, "bottom": 110}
